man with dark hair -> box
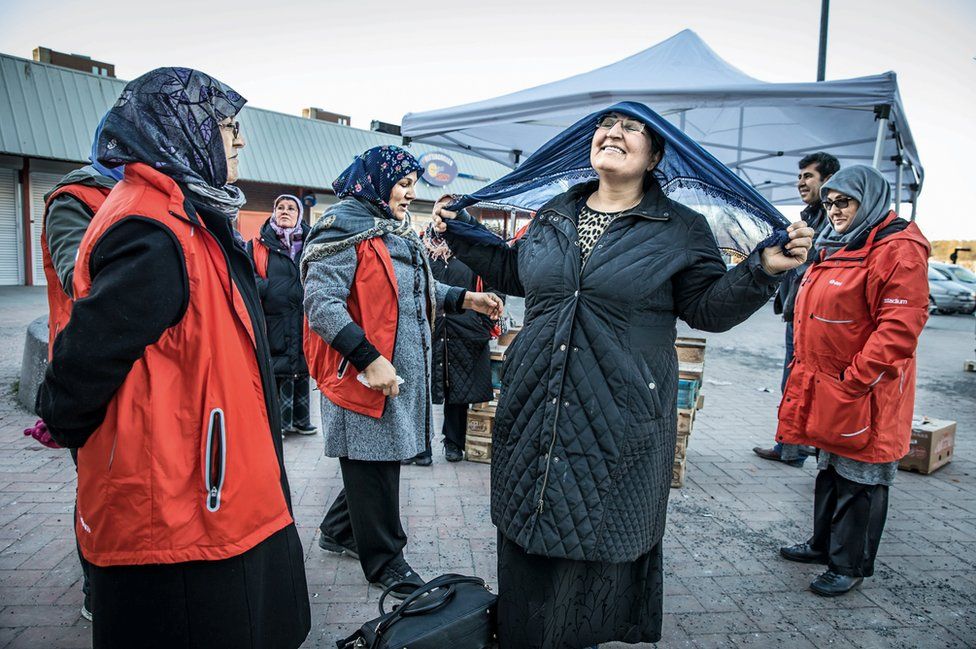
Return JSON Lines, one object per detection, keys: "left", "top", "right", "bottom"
{"left": 753, "top": 151, "right": 839, "bottom": 466}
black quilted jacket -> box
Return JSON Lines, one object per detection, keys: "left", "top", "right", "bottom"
{"left": 430, "top": 258, "right": 495, "bottom": 405}
{"left": 445, "top": 180, "right": 781, "bottom": 562}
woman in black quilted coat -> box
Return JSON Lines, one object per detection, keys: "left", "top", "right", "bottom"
{"left": 425, "top": 228, "right": 498, "bottom": 462}
{"left": 433, "top": 107, "right": 814, "bottom": 648}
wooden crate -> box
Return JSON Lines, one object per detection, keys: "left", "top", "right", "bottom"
{"left": 675, "top": 336, "right": 707, "bottom": 364}
{"left": 670, "top": 458, "right": 686, "bottom": 488}
{"left": 498, "top": 327, "right": 521, "bottom": 347}
{"left": 678, "top": 361, "right": 705, "bottom": 383}
{"left": 674, "top": 433, "right": 689, "bottom": 460}
{"left": 470, "top": 400, "right": 497, "bottom": 414}
{"left": 677, "top": 408, "right": 695, "bottom": 435}
{"left": 696, "top": 392, "right": 705, "bottom": 410}
{"left": 465, "top": 434, "right": 492, "bottom": 464}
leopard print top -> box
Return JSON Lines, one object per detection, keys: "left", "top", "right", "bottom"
{"left": 577, "top": 205, "right": 623, "bottom": 264}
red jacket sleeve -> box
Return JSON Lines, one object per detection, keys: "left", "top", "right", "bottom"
{"left": 844, "top": 240, "right": 929, "bottom": 391}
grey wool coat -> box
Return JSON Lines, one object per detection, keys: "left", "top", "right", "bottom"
{"left": 303, "top": 204, "right": 464, "bottom": 462}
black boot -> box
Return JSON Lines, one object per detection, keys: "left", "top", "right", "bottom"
{"left": 810, "top": 570, "right": 863, "bottom": 597}
{"left": 779, "top": 542, "right": 828, "bottom": 564}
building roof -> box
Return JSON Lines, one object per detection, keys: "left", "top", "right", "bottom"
{"left": 0, "top": 53, "right": 506, "bottom": 200}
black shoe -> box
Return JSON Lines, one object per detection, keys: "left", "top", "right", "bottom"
{"left": 401, "top": 453, "right": 433, "bottom": 467}
{"left": 753, "top": 446, "right": 806, "bottom": 467}
{"left": 444, "top": 442, "right": 464, "bottom": 463}
{"left": 779, "top": 542, "right": 828, "bottom": 564}
{"left": 374, "top": 560, "right": 426, "bottom": 600}
{"left": 292, "top": 423, "right": 318, "bottom": 435}
{"left": 318, "top": 533, "right": 359, "bottom": 560}
{"left": 810, "top": 570, "right": 863, "bottom": 597}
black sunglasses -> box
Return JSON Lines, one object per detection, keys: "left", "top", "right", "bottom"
{"left": 822, "top": 197, "right": 853, "bottom": 211}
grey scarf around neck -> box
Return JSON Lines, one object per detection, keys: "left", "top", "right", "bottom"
{"left": 815, "top": 165, "right": 892, "bottom": 257}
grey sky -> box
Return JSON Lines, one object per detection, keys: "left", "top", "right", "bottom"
{"left": 1, "top": 0, "right": 973, "bottom": 239}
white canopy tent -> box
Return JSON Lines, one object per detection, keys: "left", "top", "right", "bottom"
{"left": 402, "top": 30, "right": 923, "bottom": 217}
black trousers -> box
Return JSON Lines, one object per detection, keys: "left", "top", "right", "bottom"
{"left": 69, "top": 449, "right": 91, "bottom": 608}
{"left": 808, "top": 465, "right": 889, "bottom": 578}
{"left": 320, "top": 458, "right": 407, "bottom": 581}
{"left": 89, "top": 525, "right": 310, "bottom": 649}
{"left": 442, "top": 402, "right": 469, "bottom": 449}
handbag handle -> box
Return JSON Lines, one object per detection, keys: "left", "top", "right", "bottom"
{"left": 371, "top": 574, "right": 489, "bottom": 647}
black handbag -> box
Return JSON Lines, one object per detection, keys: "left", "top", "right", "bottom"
{"left": 336, "top": 573, "right": 498, "bottom": 649}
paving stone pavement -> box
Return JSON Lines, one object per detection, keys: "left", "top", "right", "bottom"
{"left": 0, "top": 286, "right": 973, "bottom": 648}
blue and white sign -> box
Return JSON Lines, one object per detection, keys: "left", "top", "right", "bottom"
{"left": 419, "top": 152, "right": 459, "bottom": 187}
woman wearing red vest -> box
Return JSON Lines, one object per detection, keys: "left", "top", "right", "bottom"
{"left": 248, "top": 194, "right": 316, "bottom": 436}
{"left": 31, "top": 112, "right": 122, "bottom": 622}
{"left": 776, "top": 165, "right": 930, "bottom": 596}
{"left": 36, "top": 68, "right": 310, "bottom": 648}
{"left": 301, "top": 146, "right": 502, "bottom": 599}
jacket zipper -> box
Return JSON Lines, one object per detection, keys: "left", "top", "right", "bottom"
{"left": 537, "top": 210, "right": 654, "bottom": 513}
{"left": 205, "top": 408, "right": 226, "bottom": 512}
{"left": 337, "top": 358, "right": 349, "bottom": 380}
{"left": 811, "top": 314, "right": 855, "bottom": 324}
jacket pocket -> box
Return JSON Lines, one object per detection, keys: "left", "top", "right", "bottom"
{"left": 805, "top": 372, "right": 873, "bottom": 452}
{"left": 337, "top": 358, "right": 350, "bottom": 380}
{"left": 204, "top": 408, "right": 227, "bottom": 512}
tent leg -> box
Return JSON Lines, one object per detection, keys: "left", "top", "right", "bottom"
{"left": 871, "top": 116, "right": 888, "bottom": 169}
{"left": 910, "top": 189, "right": 918, "bottom": 222}
{"left": 894, "top": 162, "right": 903, "bottom": 215}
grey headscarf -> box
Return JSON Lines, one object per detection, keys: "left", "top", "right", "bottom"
{"left": 815, "top": 165, "right": 892, "bottom": 257}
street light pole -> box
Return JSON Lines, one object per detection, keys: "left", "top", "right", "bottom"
{"left": 817, "top": 0, "right": 830, "bottom": 81}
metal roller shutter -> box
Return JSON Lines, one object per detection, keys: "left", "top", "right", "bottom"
{"left": 29, "top": 172, "right": 63, "bottom": 286}
{"left": 0, "top": 169, "right": 23, "bottom": 285}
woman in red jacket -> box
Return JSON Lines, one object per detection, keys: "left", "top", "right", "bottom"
{"left": 776, "top": 165, "right": 930, "bottom": 597}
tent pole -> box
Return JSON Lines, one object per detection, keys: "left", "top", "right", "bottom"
{"left": 871, "top": 105, "right": 891, "bottom": 169}
{"left": 910, "top": 188, "right": 918, "bottom": 222}
{"left": 735, "top": 108, "right": 745, "bottom": 177}
{"left": 894, "top": 161, "right": 903, "bottom": 215}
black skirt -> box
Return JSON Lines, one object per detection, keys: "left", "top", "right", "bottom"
{"left": 496, "top": 532, "right": 663, "bottom": 649}
{"left": 88, "top": 524, "right": 310, "bottom": 649}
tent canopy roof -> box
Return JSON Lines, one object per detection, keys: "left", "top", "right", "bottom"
{"left": 402, "top": 29, "right": 922, "bottom": 206}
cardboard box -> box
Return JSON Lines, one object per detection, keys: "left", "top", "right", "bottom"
{"left": 677, "top": 378, "right": 700, "bottom": 410}
{"left": 498, "top": 327, "right": 521, "bottom": 347}
{"left": 671, "top": 458, "right": 686, "bottom": 488}
{"left": 465, "top": 434, "right": 492, "bottom": 464}
{"left": 899, "top": 417, "right": 955, "bottom": 474}
{"left": 675, "top": 337, "right": 707, "bottom": 364}
{"left": 466, "top": 410, "right": 494, "bottom": 438}
{"left": 696, "top": 392, "right": 705, "bottom": 411}
{"left": 678, "top": 408, "right": 695, "bottom": 435}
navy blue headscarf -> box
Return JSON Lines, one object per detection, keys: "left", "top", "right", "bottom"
{"left": 96, "top": 67, "right": 247, "bottom": 216}
{"left": 332, "top": 145, "right": 424, "bottom": 220}
{"left": 89, "top": 113, "right": 123, "bottom": 181}
{"left": 450, "top": 101, "right": 788, "bottom": 255}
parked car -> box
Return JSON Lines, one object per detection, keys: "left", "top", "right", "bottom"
{"left": 928, "top": 265, "right": 976, "bottom": 315}
{"left": 932, "top": 261, "right": 976, "bottom": 290}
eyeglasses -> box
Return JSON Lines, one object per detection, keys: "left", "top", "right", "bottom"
{"left": 220, "top": 121, "right": 241, "bottom": 139}
{"left": 821, "top": 197, "right": 854, "bottom": 211}
{"left": 596, "top": 115, "right": 647, "bottom": 134}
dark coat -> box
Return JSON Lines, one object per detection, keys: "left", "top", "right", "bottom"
{"left": 444, "top": 180, "right": 782, "bottom": 563}
{"left": 250, "top": 218, "right": 310, "bottom": 378}
{"left": 430, "top": 257, "right": 495, "bottom": 405}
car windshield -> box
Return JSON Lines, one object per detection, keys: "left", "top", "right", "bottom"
{"left": 928, "top": 267, "right": 948, "bottom": 280}
{"left": 950, "top": 266, "right": 976, "bottom": 282}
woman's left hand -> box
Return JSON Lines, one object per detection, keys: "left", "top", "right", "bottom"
{"left": 760, "top": 221, "right": 815, "bottom": 274}
{"left": 464, "top": 291, "right": 504, "bottom": 319}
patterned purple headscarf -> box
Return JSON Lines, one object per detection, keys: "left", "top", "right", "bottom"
{"left": 96, "top": 67, "right": 247, "bottom": 216}
{"left": 332, "top": 146, "right": 424, "bottom": 220}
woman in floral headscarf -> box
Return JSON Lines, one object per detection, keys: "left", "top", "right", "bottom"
{"left": 301, "top": 145, "right": 502, "bottom": 599}
{"left": 36, "top": 68, "right": 310, "bottom": 649}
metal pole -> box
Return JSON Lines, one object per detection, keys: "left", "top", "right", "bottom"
{"left": 894, "top": 161, "right": 903, "bottom": 215}
{"left": 817, "top": 0, "right": 830, "bottom": 81}
{"left": 910, "top": 188, "right": 918, "bottom": 222}
{"left": 871, "top": 119, "right": 888, "bottom": 169}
